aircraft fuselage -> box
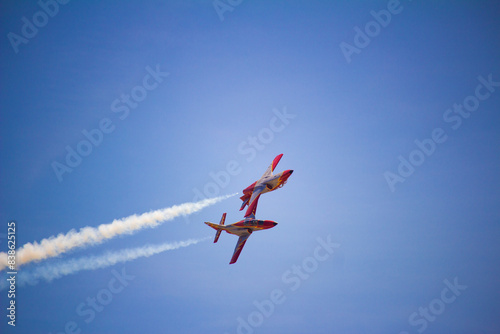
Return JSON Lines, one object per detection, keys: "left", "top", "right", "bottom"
{"left": 242, "top": 169, "right": 293, "bottom": 197}
{"left": 214, "top": 218, "right": 277, "bottom": 237}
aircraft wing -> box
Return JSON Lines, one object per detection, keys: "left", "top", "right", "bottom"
{"left": 230, "top": 233, "right": 251, "bottom": 264}
{"left": 244, "top": 184, "right": 264, "bottom": 218}
{"left": 260, "top": 154, "right": 283, "bottom": 179}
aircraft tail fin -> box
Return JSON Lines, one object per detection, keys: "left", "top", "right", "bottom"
{"left": 219, "top": 212, "right": 226, "bottom": 225}
{"left": 239, "top": 196, "right": 250, "bottom": 211}
{"left": 214, "top": 231, "right": 222, "bottom": 243}
{"left": 205, "top": 213, "right": 226, "bottom": 243}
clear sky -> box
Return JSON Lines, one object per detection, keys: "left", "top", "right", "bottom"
{"left": 1, "top": 1, "right": 499, "bottom": 333}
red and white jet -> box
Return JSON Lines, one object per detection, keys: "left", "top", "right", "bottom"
{"left": 205, "top": 213, "right": 277, "bottom": 264}
{"left": 239, "top": 154, "right": 293, "bottom": 218}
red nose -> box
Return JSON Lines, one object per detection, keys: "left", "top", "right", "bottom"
{"left": 283, "top": 170, "right": 293, "bottom": 180}
{"left": 263, "top": 220, "right": 278, "bottom": 228}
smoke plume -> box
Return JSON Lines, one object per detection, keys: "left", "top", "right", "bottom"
{"left": 0, "top": 237, "right": 210, "bottom": 290}
{"left": 0, "top": 194, "right": 234, "bottom": 271}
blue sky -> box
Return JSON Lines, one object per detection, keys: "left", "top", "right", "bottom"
{"left": 1, "top": 1, "right": 499, "bottom": 333}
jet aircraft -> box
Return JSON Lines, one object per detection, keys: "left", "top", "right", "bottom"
{"left": 239, "top": 154, "right": 293, "bottom": 218}
{"left": 205, "top": 213, "right": 277, "bottom": 264}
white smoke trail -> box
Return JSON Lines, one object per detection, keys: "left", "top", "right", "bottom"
{"left": 0, "top": 194, "right": 235, "bottom": 271}
{"left": 0, "top": 237, "right": 210, "bottom": 290}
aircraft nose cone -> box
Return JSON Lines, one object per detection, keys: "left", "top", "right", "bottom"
{"left": 264, "top": 220, "right": 278, "bottom": 227}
